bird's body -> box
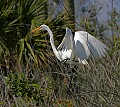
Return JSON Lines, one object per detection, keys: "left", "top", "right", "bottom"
{"left": 57, "top": 49, "right": 73, "bottom": 61}
{"left": 38, "top": 25, "right": 73, "bottom": 62}
{"left": 32, "top": 25, "right": 109, "bottom": 64}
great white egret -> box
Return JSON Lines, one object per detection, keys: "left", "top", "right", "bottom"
{"left": 32, "top": 24, "right": 109, "bottom": 64}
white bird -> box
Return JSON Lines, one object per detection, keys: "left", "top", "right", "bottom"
{"left": 32, "top": 24, "right": 109, "bottom": 64}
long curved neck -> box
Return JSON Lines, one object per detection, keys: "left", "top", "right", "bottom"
{"left": 46, "top": 27, "right": 59, "bottom": 59}
{"left": 46, "top": 27, "right": 54, "bottom": 44}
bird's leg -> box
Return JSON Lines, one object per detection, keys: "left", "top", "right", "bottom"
{"left": 66, "top": 68, "right": 73, "bottom": 97}
{"left": 66, "top": 67, "right": 78, "bottom": 98}
{"left": 60, "top": 58, "right": 70, "bottom": 64}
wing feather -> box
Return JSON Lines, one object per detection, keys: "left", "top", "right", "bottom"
{"left": 74, "top": 32, "right": 90, "bottom": 60}
{"left": 74, "top": 31, "right": 109, "bottom": 60}
{"left": 57, "top": 28, "right": 73, "bottom": 50}
{"left": 57, "top": 35, "right": 66, "bottom": 50}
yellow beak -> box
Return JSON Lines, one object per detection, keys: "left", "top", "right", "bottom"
{"left": 31, "top": 27, "right": 41, "bottom": 33}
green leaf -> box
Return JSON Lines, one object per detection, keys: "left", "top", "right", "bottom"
{"left": 26, "top": 42, "right": 38, "bottom": 64}
{"left": 18, "top": 39, "right": 24, "bottom": 63}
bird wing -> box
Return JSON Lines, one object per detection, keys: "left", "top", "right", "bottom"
{"left": 57, "top": 28, "right": 74, "bottom": 50}
{"left": 74, "top": 32, "right": 90, "bottom": 61}
{"left": 57, "top": 34, "right": 66, "bottom": 50}
{"left": 57, "top": 28, "right": 75, "bottom": 61}
{"left": 75, "top": 31, "right": 109, "bottom": 59}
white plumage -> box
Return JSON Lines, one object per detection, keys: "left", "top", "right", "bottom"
{"left": 32, "top": 25, "right": 109, "bottom": 64}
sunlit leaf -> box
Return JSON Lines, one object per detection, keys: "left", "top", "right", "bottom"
{"left": 18, "top": 39, "right": 24, "bottom": 62}
{"left": 26, "top": 42, "right": 38, "bottom": 64}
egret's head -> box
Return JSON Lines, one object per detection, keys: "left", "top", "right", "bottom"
{"left": 40, "top": 24, "right": 49, "bottom": 31}
{"left": 32, "top": 24, "right": 48, "bottom": 33}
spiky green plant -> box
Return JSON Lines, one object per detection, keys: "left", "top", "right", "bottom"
{"left": 0, "top": 0, "right": 47, "bottom": 52}
{"left": 63, "top": 0, "right": 75, "bottom": 30}
{"left": 0, "top": 0, "right": 68, "bottom": 67}
{"left": 18, "top": 14, "right": 67, "bottom": 66}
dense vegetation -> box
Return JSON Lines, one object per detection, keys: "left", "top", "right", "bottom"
{"left": 0, "top": 0, "right": 120, "bottom": 107}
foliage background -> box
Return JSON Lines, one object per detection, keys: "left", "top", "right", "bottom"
{"left": 0, "top": 0, "right": 120, "bottom": 107}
